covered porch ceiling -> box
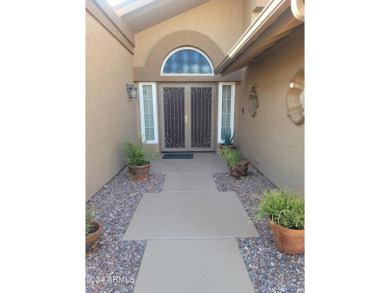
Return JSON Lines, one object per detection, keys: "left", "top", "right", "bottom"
{"left": 108, "top": 0, "right": 210, "bottom": 33}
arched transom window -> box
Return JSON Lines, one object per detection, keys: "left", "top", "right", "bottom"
{"left": 161, "top": 47, "right": 213, "bottom": 75}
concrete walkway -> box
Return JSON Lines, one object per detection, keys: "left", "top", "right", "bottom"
{"left": 126, "top": 153, "right": 258, "bottom": 293}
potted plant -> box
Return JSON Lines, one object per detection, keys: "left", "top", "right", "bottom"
{"left": 253, "top": 189, "right": 304, "bottom": 255}
{"left": 217, "top": 148, "right": 250, "bottom": 179}
{"left": 86, "top": 208, "right": 102, "bottom": 257}
{"left": 219, "top": 128, "right": 236, "bottom": 149}
{"left": 124, "top": 138, "right": 153, "bottom": 181}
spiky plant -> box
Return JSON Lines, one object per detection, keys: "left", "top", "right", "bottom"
{"left": 252, "top": 189, "right": 304, "bottom": 230}
{"left": 221, "top": 128, "right": 235, "bottom": 146}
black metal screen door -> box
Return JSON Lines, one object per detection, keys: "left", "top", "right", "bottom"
{"left": 188, "top": 85, "right": 213, "bottom": 151}
{"left": 160, "top": 83, "right": 215, "bottom": 152}
{"left": 162, "top": 86, "right": 186, "bottom": 151}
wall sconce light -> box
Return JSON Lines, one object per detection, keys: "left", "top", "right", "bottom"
{"left": 248, "top": 85, "right": 259, "bottom": 117}
{"left": 249, "top": 86, "right": 257, "bottom": 97}
{"left": 126, "top": 83, "right": 137, "bottom": 99}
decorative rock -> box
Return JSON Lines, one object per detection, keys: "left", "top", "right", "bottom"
{"left": 213, "top": 172, "right": 304, "bottom": 293}
{"left": 86, "top": 173, "right": 166, "bottom": 293}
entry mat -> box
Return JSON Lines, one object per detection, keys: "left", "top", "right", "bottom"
{"left": 162, "top": 153, "right": 194, "bottom": 159}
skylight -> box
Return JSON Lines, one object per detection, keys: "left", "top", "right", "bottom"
{"left": 107, "top": 0, "right": 158, "bottom": 17}
{"left": 106, "top": 0, "right": 128, "bottom": 7}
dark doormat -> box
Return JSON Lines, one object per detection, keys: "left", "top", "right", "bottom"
{"left": 162, "top": 154, "right": 194, "bottom": 159}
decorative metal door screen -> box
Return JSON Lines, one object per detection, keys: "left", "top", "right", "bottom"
{"left": 163, "top": 87, "right": 185, "bottom": 149}
{"left": 160, "top": 84, "right": 216, "bottom": 152}
{"left": 190, "top": 87, "right": 212, "bottom": 148}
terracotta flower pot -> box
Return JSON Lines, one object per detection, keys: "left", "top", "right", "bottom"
{"left": 219, "top": 144, "right": 236, "bottom": 150}
{"left": 269, "top": 219, "right": 304, "bottom": 255}
{"left": 128, "top": 162, "right": 151, "bottom": 181}
{"left": 86, "top": 221, "right": 102, "bottom": 257}
{"left": 229, "top": 158, "right": 250, "bottom": 179}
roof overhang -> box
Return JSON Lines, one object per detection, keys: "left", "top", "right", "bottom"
{"left": 86, "top": 0, "right": 136, "bottom": 54}
{"left": 111, "top": 0, "right": 210, "bottom": 33}
{"left": 214, "top": 0, "right": 304, "bottom": 77}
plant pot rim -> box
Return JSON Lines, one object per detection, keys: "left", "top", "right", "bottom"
{"left": 228, "top": 159, "right": 250, "bottom": 170}
{"left": 236, "top": 158, "right": 250, "bottom": 166}
{"left": 86, "top": 221, "right": 102, "bottom": 257}
{"left": 269, "top": 218, "right": 304, "bottom": 255}
{"left": 219, "top": 144, "right": 236, "bottom": 149}
{"left": 86, "top": 221, "right": 102, "bottom": 239}
{"left": 269, "top": 218, "right": 304, "bottom": 234}
{"left": 128, "top": 162, "right": 151, "bottom": 169}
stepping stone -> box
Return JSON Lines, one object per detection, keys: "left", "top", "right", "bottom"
{"left": 123, "top": 191, "right": 258, "bottom": 240}
{"left": 162, "top": 173, "right": 218, "bottom": 192}
{"left": 133, "top": 238, "right": 255, "bottom": 293}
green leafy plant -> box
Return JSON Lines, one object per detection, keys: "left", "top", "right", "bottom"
{"left": 221, "top": 128, "right": 235, "bottom": 146}
{"left": 252, "top": 189, "right": 304, "bottom": 230}
{"left": 217, "top": 147, "right": 241, "bottom": 169}
{"left": 124, "top": 138, "right": 153, "bottom": 167}
{"left": 86, "top": 208, "right": 95, "bottom": 236}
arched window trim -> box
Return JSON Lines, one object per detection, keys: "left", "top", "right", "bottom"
{"left": 160, "top": 47, "right": 214, "bottom": 76}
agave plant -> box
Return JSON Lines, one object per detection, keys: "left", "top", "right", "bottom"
{"left": 221, "top": 128, "right": 235, "bottom": 146}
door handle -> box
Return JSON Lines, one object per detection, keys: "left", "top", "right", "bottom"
{"left": 185, "top": 114, "right": 188, "bottom": 124}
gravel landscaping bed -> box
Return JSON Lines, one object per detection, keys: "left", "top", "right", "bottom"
{"left": 237, "top": 237, "right": 305, "bottom": 293}
{"left": 213, "top": 171, "right": 305, "bottom": 293}
{"left": 86, "top": 171, "right": 166, "bottom": 293}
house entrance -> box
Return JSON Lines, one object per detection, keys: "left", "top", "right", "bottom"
{"left": 159, "top": 83, "right": 216, "bottom": 152}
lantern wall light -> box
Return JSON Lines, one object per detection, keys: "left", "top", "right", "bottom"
{"left": 126, "top": 83, "right": 137, "bottom": 99}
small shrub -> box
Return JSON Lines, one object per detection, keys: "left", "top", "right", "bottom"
{"left": 86, "top": 209, "right": 95, "bottom": 236}
{"left": 252, "top": 189, "right": 304, "bottom": 230}
{"left": 221, "top": 128, "right": 235, "bottom": 146}
{"left": 217, "top": 147, "right": 241, "bottom": 169}
{"left": 124, "top": 138, "right": 150, "bottom": 167}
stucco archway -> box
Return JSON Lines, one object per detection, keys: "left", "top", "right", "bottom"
{"left": 134, "top": 30, "right": 240, "bottom": 82}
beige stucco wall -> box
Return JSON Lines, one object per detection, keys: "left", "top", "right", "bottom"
{"left": 134, "top": 0, "right": 244, "bottom": 68}
{"left": 134, "top": 30, "right": 241, "bottom": 82}
{"left": 237, "top": 27, "right": 304, "bottom": 191}
{"left": 243, "top": 0, "right": 270, "bottom": 30}
{"left": 86, "top": 11, "right": 137, "bottom": 201}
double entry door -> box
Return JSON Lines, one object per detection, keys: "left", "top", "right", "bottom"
{"left": 159, "top": 83, "right": 216, "bottom": 152}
